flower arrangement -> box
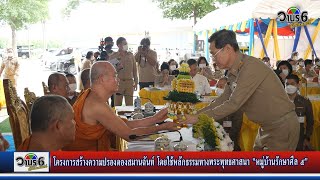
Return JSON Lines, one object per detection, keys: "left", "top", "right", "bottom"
{"left": 193, "top": 114, "right": 234, "bottom": 151}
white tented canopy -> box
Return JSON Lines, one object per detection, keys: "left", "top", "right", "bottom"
{"left": 194, "top": 0, "right": 320, "bottom": 32}
{"left": 194, "top": 0, "right": 320, "bottom": 60}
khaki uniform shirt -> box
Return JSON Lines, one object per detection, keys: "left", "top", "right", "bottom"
{"left": 135, "top": 49, "right": 157, "bottom": 83}
{"left": 118, "top": 52, "right": 138, "bottom": 85}
{"left": 198, "top": 52, "right": 295, "bottom": 128}
{"left": 293, "top": 94, "right": 314, "bottom": 140}
{"left": 0, "top": 57, "right": 19, "bottom": 86}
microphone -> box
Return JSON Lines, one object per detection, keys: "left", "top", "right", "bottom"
{"left": 129, "top": 130, "right": 183, "bottom": 142}
{"left": 115, "top": 93, "right": 152, "bottom": 103}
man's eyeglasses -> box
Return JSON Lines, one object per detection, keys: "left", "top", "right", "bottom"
{"left": 211, "top": 48, "right": 223, "bottom": 61}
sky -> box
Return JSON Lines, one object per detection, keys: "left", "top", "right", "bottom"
{"left": 0, "top": 0, "right": 194, "bottom": 48}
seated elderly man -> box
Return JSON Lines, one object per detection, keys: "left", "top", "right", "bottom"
{"left": 63, "top": 61, "right": 180, "bottom": 151}
{"left": 80, "top": 68, "right": 91, "bottom": 91}
{"left": 17, "top": 95, "right": 75, "bottom": 151}
{"left": 0, "top": 132, "right": 9, "bottom": 151}
{"left": 48, "top": 73, "right": 70, "bottom": 99}
{"left": 215, "top": 77, "right": 243, "bottom": 151}
{"left": 187, "top": 59, "right": 212, "bottom": 96}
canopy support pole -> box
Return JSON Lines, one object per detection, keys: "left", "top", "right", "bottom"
{"left": 304, "top": 20, "right": 320, "bottom": 59}
{"left": 249, "top": 18, "right": 254, "bottom": 56}
{"left": 273, "top": 19, "right": 281, "bottom": 60}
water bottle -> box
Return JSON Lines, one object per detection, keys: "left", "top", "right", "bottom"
{"left": 134, "top": 97, "right": 141, "bottom": 112}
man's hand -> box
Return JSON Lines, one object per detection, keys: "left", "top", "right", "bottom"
{"left": 179, "top": 114, "right": 199, "bottom": 125}
{"left": 159, "top": 121, "right": 182, "bottom": 131}
{"left": 153, "top": 108, "right": 168, "bottom": 123}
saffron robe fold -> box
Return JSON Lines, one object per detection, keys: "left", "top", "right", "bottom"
{"left": 63, "top": 89, "right": 112, "bottom": 151}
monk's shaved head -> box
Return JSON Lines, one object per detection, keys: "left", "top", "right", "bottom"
{"left": 90, "top": 61, "right": 114, "bottom": 85}
{"left": 48, "top": 73, "right": 67, "bottom": 92}
{"left": 30, "top": 95, "right": 73, "bottom": 132}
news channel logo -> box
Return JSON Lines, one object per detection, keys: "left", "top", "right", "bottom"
{"left": 14, "top": 152, "right": 49, "bottom": 172}
{"left": 277, "top": 7, "right": 308, "bottom": 23}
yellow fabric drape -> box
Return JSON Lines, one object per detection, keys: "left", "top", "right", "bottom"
{"left": 260, "top": 20, "right": 274, "bottom": 59}
{"left": 273, "top": 20, "right": 281, "bottom": 60}
{"left": 300, "top": 86, "right": 320, "bottom": 96}
{"left": 304, "top": 20, "right": 320, "bottom": 59}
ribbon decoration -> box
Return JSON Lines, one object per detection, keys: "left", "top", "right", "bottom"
{"left": 260, "top": 19, "right": 274, "bottom": 59}
{"left": 292, "top": 26, "right": 302, "bottom": 53}
{"left": 273, "top": 20, "right": 281, "bottom": 60}
{"left": 249, "top": 18, "right": 255, "bottom": 56}
{"left": 255, "top": 19, "right": 269, "bottom": 58}
{"left": 303, "top": 21, "right": 320, "bottom": 59}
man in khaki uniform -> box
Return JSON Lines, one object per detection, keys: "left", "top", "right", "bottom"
{"left": 0, "top": 48, "right": 19, "bottom": 87}
{"left": 134, "top": 38, "right": 158, "bottom": 89}
{"left": 285, "top": 74, "right": 314, "bottom": 151}
{"left": 183, "top": 30, "right": 299, "bottom": 151}
{"left": 111, "top": 37, "right": 138, "bottom": 106}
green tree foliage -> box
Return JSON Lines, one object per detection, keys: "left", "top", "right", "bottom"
{"left": 155, "top": 0, "right": 217, "bottom": 25}
{"left": 0, "top": 0, "right": 49, "bottom": 52}
{"left": 154, "top": 0, "right": 244, "bottom": 25}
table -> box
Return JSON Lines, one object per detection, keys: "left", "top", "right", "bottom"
{"left": 117, "top": 99, "right": 320, "bottom": 151}
{"left": 139, "top": 87, "right": 217, "bottom": 105}
{"left": 0, "top": 80, "right": 6, "bottom": 109}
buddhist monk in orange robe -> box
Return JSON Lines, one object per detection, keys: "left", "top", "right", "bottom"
{"left": 17, "top": 95, "right": 75, "bottom": 151}
{"left": 63, "top": 61, "right": 180, "bottom": 151}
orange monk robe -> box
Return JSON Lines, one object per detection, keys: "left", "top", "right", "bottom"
{"left": 63, "top": 89, "right": 125, "bottom": 151}
{"left": 17, "top": 136, "right": 31, "bottom": 151}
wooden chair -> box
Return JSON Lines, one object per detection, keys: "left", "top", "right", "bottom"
{"left": 42, "top": 81, "right": 50, "bottom": 95}
{"left": 3, "top": 79, "right": 31, "bottom": 148}
{"left": 24, "top": 88, "right": 37, "bottom": 112}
